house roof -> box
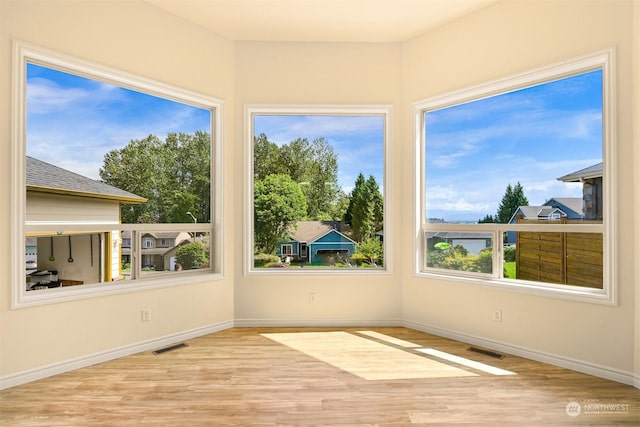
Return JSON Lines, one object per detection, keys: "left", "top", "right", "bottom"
{"left": 27, "top": 156, "right": 146, "bottom": 204}
{"left": 122, "top": 231, "right": 191, "bottom": 240}
{"left": 545, "top": 197, "right": 583, "bottom": 215}
{"left": 557, "top": 162, "right": 603, "bottom": 182}
{"left": 290, "top": 221, "right": 354, "bottom": 243}
{"left": 509, "top": 205, "right": 567, "bottom": 223}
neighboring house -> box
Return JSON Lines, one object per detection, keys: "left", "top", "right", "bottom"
{"left": 506, "top": 197, "right": 583, "bottom": 244}
{"left": 557, "top": 162, "right": 603, "bottom": 220}
{"left": 121, "top": 231, "right": 192, "bottom": 271}
{"left": 513, "top": 165, "right": 604, "bottom": 287}
{"left": 26, "top": 156, "right": 146, "bottom": 287}
{"left": 428, "top": 232, "right": 492, "bottom": 255}
{"left": 276, "top": 221, "right": 357, "bottom": 264}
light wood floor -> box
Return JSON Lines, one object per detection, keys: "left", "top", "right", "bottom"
{"left": 1, "top": 327, "right": 638, "bottom": 426}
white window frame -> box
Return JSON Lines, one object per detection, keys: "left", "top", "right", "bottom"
{"left": 245, "top": 105, "right": 392, "bottom": 275}
{"left": 11, "top": 40, "right": 224, "bottom": 308}
{"left": 414, "top": 49, "right": 617, "bottom": 305}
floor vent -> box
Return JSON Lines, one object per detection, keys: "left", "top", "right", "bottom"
{"left": 153, "top": 343, "right": 188, "bottom": 355}
{"left": 467, "top": 346, "right": 505, "bottom": 359}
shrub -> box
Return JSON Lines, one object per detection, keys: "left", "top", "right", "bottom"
{"left": 254, "top": 253, "right": 281, "bottom": 267}
{"left": 176, "top": 242, "right": 208, "bottom": 269}
{"left": 504, "top": 246, "right": 516, "bottom": 262}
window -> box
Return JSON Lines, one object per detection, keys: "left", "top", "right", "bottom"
{"left": 12, "top": 41, "right": 223, "bottom": 307}
{"left": 415, "top": 49, "right": 616, "bottom": 304}
{"left": 246, "top": 106, "right": 390, "bottom": 272}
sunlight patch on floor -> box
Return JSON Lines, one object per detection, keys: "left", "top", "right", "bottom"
{"left": 263, "top": 331, "right": 477, "bottom": 380}
{"left": 418, "top": 348, "right": 516, "bottom": 376}
{"left": 355, "top": 330, "right": 422, "bottom": 348}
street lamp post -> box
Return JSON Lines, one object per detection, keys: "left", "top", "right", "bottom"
{"left": 186, "top": 211, "right": 197, "bottom": 223}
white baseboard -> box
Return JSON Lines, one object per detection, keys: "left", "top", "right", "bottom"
{"left": 233, "top": 318, "right": 404, "bottom": 328}
{"left": 0, "top": 320, "right": 234, "bottom": 390}
{"left": 403, "top": 319, "right": 637, "bottom": 387}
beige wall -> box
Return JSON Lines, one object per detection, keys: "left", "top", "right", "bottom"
{"left": 233, "top": 42, "right": 403, "bottom": 324}
{"left": 0, "top": 0, "right": 235, "bottom": 376}
{"left": 634, "top": 0, "right": 640, "bottom": 385}
{"left": 401, "top": 0, "right": 636, "bottom": 373}
{"left": 1, "top": 0, "right": 638, "bottom": 387}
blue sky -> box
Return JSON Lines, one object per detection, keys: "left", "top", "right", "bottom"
{"left": 27, "top": 63, "right": 601, "bottom": 222}
{"left": 26, "top": 64, "right": 210, "bottom": 179}
{"left": 253, "top": 115, "right": 385, "bottom": 193}
{"left": 27, "top": 64, "right": 385, "bottom": 194}
{"left": 425, "top": 70, "right": 602, "bottom": 222}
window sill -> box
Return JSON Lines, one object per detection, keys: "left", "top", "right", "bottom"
{"left": 414, "top": 270, "right": 616, "bottom": 306}
{"left": 13, "top": 272, "right": 224, "bottom": 309}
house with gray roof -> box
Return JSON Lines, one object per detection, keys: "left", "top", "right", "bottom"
{"left": 506, "top": 197, "right": 583, "bottom": 245}
{"left": 27, "top": 156, "right": 145, "bottom": 204}
{"left": 121, "top": 231, "right": 192, "bottom": 271}
{"left": 276, "top": 221, "right": 356, "bottom": 265}
{"left": 557, "top": 162, "right": 603, "bottom": 221}
{"left": 26, "top": 157, "right": 146, "bottom": 288}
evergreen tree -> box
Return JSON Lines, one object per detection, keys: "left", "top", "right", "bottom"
{"left": 496, "top": 182, "right": 529, "bottom": 223}
{"left": 478, "top": 214, "right": 496, "bottom": 223}
{"left": 345, "top": 173, "right": 383, "bottom": 242}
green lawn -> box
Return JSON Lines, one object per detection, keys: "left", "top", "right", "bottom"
{"left": 504, "top": 262, "right": 516, "bottom": 279}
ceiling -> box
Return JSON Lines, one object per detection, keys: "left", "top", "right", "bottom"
{"left": 146, "top": 0, "right": 498, "bottom": 43}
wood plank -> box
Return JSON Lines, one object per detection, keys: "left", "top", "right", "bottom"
{"left": 1, "top": 327, "right": 638, "bottom": 425}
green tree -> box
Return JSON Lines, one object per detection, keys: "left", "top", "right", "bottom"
{"left": 101, "top": 135, "right": 165, "bottom": 223}
{"left": 328, "top": 190, "right": 351, "bottom": 223}
{"left": 100, "top": 132, "right": 211, "bottom": 223}
{"left": 303, "top": 137, "right": 339, "bottom": 220}
{"left": 367, "top": 175, "right": 384, "bottom": 233}
{"left": 478, "top": 214, "right": 496, "bottom": 223}
{"left": 346, "top": 173, "right": 383, "bottom": 242}
{"left": 355, "top": 237, "right": 383, "bottom": 267}
{"left": 496, "top": 182, "right": 529, "bottom": 223}
{"left": 176, "top": 241, "right": 208, "bottom": 269}
{"left": 253, "top": 133, "right": 284, "bottom": 180}
{"left": 254, "top": 135, "right": 340, "bottom": 220}
{"left": 254, "top": 174, "right": 307, "bottom": 254}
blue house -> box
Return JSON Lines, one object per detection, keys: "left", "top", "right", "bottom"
{"left": 506, "top": 197, "right": 583, "bottom": 245}
{"left": 277, "top": 221, "right": 357, "bottom": 265}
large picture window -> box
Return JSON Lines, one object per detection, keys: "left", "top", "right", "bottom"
{"left": 415, "top": 50, "right": 616, "bottom": 304}
{"left": 12, "top": 41, "right": 223, "bottom": 307}
{"left": 246, "top": 106, "right": 389, "bottom": 273}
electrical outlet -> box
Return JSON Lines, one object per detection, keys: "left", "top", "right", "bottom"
{"left": 141, "top": 309, "right": 151, "bottom": 322}
{"left": 492, "top": 309, "right": 502, "bottom": 322}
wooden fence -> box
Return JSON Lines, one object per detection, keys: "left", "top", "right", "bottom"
{"left": 515, "top": 218, "right": 603, "bottom": 289}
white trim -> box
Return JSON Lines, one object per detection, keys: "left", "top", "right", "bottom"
{"left": 11, "top": 40, "right": 225, "bottom": 308}
{"left": 403, "top": 320, "right": 637, "bottom": 387}
{"left": 234, "top": 318, "right": 404, "bottom": 328}
{"left": 244, "top": 104, "right": 392, "bottom": 276}
{"left": 0, "top": 320, "right": 234, "bottom": 390}
{"left": 413, "top": 48, "right": 616, "bottom": 305}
